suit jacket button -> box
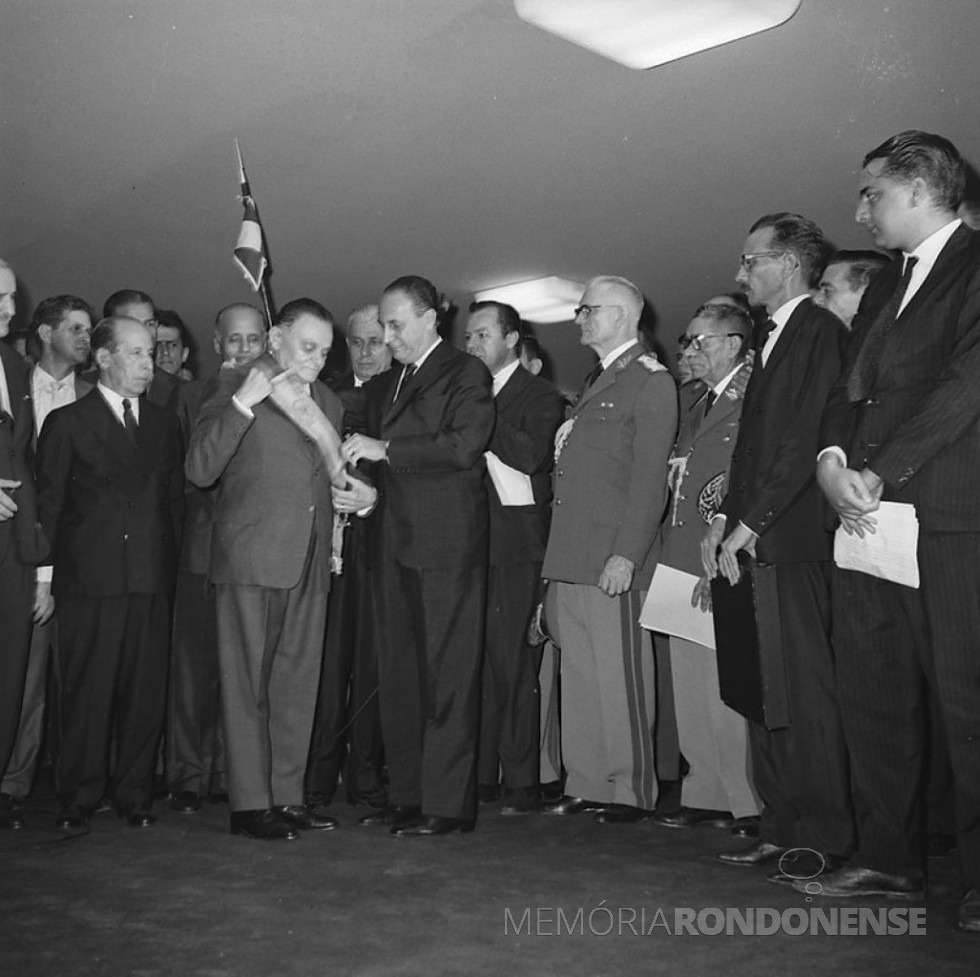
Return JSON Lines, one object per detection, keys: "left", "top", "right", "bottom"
{"left": 677, "top": 520, "right": 684, "bottom": 526}
{"left": 309, "top": 505, "right": 315, "bottom": 512}
{"left": 123, "top": 533, "right": 129, "bottom": 540}
{"left": 555, "top": 499, "right": 562, "bottom": 505}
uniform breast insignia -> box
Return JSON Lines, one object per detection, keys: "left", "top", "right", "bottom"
{"left": 697, "top": 472, "right": 726, "bottom": 524}
{"left": 554, "top": 417, "right": 575, "bottom": 462}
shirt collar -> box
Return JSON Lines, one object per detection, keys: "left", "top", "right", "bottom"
{"left": 905, "top": 217, "right": 962, "bottom": 269}
{"left": 409, "top": 336, "right": 442, "bottom": 372}
{"left": 769, "top": 293, "right": 809, "bottom": 329}
{"left": 492, "top": 357, "right": 521, "bottom": 396}
{"left": 97, "top": 381, "right": 140, "bottom": 420}
{"left": 33, "top": 364, "right": 74, "bottom": 389}
{"left": 711, "top": 361, "right": 744, "bottom": 397}
{"left": 600, "top": 339, "right": 640, "bottom": 371}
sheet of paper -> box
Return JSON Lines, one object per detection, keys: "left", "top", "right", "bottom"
{"left": 833, "top": 501, "right": 920, "bottom": 589}
{"left": 485, "top": 451, "right": 534, "bottom": 506}
{"left": 639, "top": 564, "right": 715, "bottom": 649}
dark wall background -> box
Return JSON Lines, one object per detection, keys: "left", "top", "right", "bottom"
{"left": 2, "top": 0, "right": 978, "bottom": 393}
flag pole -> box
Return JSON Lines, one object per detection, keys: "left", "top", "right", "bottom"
{"left": 234, "top": 139, "right": 275, "bottom": 328}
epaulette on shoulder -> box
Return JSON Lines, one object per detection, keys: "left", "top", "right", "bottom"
{"left": 637, "top": 353, "right": 667, "bottom": 374}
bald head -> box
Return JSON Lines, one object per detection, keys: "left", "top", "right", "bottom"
{"left": 0, "top": 259, "right": 16, "bottom": 338}
{"left": 213, "top": 303, "right": 267, "bottom": 367}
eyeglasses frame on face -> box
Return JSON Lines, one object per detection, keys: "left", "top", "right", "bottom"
{"left": 573, "top": 304, "right": 623, "bottom": 320}
{"left": 678, "top": 333, "right": 744, "bottom": 352}
{"left": 738, "top": 250, "right": 788, "bottom": 271}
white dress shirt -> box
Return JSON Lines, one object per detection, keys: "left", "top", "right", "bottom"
{"left": 98, "top": 382, "right": 141, "bottom": 426}
{"left": 491, "top": 357, "right": 521, "bottom": 397}
{"left": 32, "top": 366, "right": 78, "bottom": 432}
{"left": 761, "top": 294, "right": 809, "bottom": 367}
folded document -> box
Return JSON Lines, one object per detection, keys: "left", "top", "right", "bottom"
{"left": 833, "top": 501, "right": 919, "bottom": 589}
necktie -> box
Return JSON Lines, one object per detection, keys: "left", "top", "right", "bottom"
{"left": 754, "top": 318, "right": 777, "bottom": 354}
{"left": 122, "top": 398, "right": 138, "bottom": 445}
{"left": 704, "top": 389, "right": 717, "bottom": 414}
{"left": 581, "top": 361, "right": 603, "bottom": 392}
{"left": 393, "top": 363, "right": 417, "bottom": 403}
{"left": 847, "top": 256, "right": 918, "bottom": 402}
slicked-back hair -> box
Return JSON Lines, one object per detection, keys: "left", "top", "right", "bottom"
{"left": 468, "top": 300, "right": 523, "bottom": 340}
{"left": 346, "top": 303, "right": 380, "bottom": 331}
{"left": 826, "top": 250, "right": 890, "bottom": 292}
{"left": 585, "top": 275, "right": 644, "bottom": 324}
{"left": 103, "top": 289, "right": 154, "bottom": 318}
{"left": 155, "top": 309, "right": 190, "bottom": 346}
{"left": 275, "top": 297, "right": 334, "bottom": 329}
{"left": 91, "top": 315, "right": 144, "bottom": 354}
{"left": 693, "top": 302, "right": 752, "bottom": 358}
{"left": 864, "top": 130, "right": 965, "bottom": 212}
{"left": 30, "top": 294, "right": 94, "bottom": 336}
{"left": 214, "top": 302, "right": 266, "bottom": 332}
{"left": 749, "top": 212, "right": 829, "bottom": 289}
{"left": 383, "top": 275, "right": 439, "bottom": 317}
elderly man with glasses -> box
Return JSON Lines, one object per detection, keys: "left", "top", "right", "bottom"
{"left": 540, "top": 275, "right": 677, "bottom": 823}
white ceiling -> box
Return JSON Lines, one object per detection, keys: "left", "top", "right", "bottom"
{"left": 2, "top": 0, "right": 978, "bottom": 388}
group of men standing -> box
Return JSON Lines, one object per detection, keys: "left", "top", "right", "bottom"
{"left": 2, "top": 127, "right": 980, "bottom": 932}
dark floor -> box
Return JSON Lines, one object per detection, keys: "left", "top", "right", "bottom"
{"left": 2, "top": 787, "right": 976, "bottom": 977}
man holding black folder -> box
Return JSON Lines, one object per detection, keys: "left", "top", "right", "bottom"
{"left": 702, "top": 213, "right": 853, "bottom": 884}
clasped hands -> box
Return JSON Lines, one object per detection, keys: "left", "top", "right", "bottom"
{"left": 700, "top": 516, "right": 757, "bottom": 586}
{"left": 816, "top": 455, "right": 883, "bottom": 538}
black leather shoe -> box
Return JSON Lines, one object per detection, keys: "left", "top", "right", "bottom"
{"left": 358, "top": 804, "right": 421, "bottom": 827}
{"left": 170, "top": 791, "right": 201, "bottom": 814}
{"left": 116, "top": 803, "right": 156, "bottom": 828}
{"left": 500, "top": 787, "right": 540, "bottom": 816}
{"left": 594, "top": 804, "right": 651, "bottom": 825}
{"left": 767, "top": 851, "right": 844, "bottom": 886}
{"left": 653, "top": 806, "right": 734, "bottom": 829}
{"left": 795, "top": 865, "right": 925, "bottom": 899}
{"left": 540, "top": 780, "right": 564, "bottom": 803}
{"left": 716, "top": 840, "right": 787, "bottom": 866}
{"left": 391, "top": 814, "right": 475, "bottom": 837}
{"left": 731, "top": 816, "right": 761, "bottom": 838}
{"left": 477, "top": 784, "right": 500, "bottom": 804}
{"left": 273, "top": 804, "right": 338, "bottom": 831}
{"left": 926, "top": 832, "right": 957, "bottom": 858}
{"left": 540, "top": 795, "right": 606, "bottom": 816}
{"left": 55, "top": 806, "right": 90, "bottom": 830}
{"left": 230, "top": 809, "right": 300, "bottom": 841}
{"left": 958, "top": 888, "right": 980, "bottom": 933}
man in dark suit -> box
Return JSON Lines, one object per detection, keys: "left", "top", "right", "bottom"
{"left": 540, "top": 276, "right": 677, "bottom": 824}
{"left": 306, "top": 303, "right": 391, "bottom": 810}
{"left": 0, "top": 260, "right": 49, "bottom": 831}
{"left": 702, "top": 213, "right": 853, "bottom": 883}
{"left": 813, "top": 250, "right": 889, "bottom": 331}
{"left": 2, "top": 295, "right": 93, "bottom": 813}
{"left": 811, "top": 131, "right": 980, "bottom": 931}
{"left": 102, "top": 290, "right": 182, "bottom": 408}
{"left": 464, "top": 300, "right": 564, "bottom": 815}
{"left": 166, "top": 303, "right": 267, "bottom": 814}
{"left": 187, "top": 298, "right": 374, "bottom": 842}
{"left": 342, "top": 275, "right": 495, "bottom": 836}
{"left": 36, "top": 316, "right": 183, "bottom": 829}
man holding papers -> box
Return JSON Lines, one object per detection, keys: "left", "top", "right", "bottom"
{"left": 649, "top": 302, "right": 760, "bottom": 833}
{"left": 465, "top": 302, "right": 564, "bottom": 815}
{"left": 815, "top": 131, "right": 980, "bottom": 932}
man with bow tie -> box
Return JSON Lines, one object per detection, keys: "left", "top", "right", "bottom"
{"left": 342, "top": 275, "right": 495, "bottom": 836}
{"left": 1, "top": 295, "right": 93, "bottom": 815}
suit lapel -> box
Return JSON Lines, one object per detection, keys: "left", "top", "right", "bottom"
{"left": 383, "top": 341, "right": 453, "bottom": 426}
{"left": 494, "top": 364, "right": 529, "bottom": 412}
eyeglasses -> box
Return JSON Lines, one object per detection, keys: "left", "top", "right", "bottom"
{"left": 739, "top": 251, "right": 787, "bottom": 271}
{"left": 678, "top": 333, "right": 743, "bottom": 352}
{"left": 574, "top": 304, "right": 622, "bottom": 320}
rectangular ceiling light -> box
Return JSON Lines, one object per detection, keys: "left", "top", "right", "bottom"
{"left": 474, "top": 276, "right": 585, "bottom": 324}
{"left": 514, "top": 0, "right": 802, "bottom": 70}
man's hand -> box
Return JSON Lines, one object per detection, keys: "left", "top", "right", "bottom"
{"left": 331, "top": 474, "right": 378, "bottom": 514}
{"left": 700, "top": 516, "right": 726, "bottom": 578}
{"left": 817, "top": 455, "right": 880, "bottom": 516}
{"left": 0, "top": 478, "right": 20, "bottom": 521}
{"left": 341, "top": 434, "right": 387, "bottom": 466}
{"left": 33, "top": 580, "right": 55, "bottom": 625}
{"left": 598, "top": 554, "right": 634, "bottom": 597}
{"left": 235, "top": 366, "right": 274, "bottom": 410}
{"left": 691, "top": 575, "right": 712, "bottom": 613}
{"left": 718, "top": 521, "right": 757, "bottom": 586}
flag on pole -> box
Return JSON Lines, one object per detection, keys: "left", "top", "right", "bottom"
{"left": 233, "top": 139, "right": 268, "bottom": 292}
